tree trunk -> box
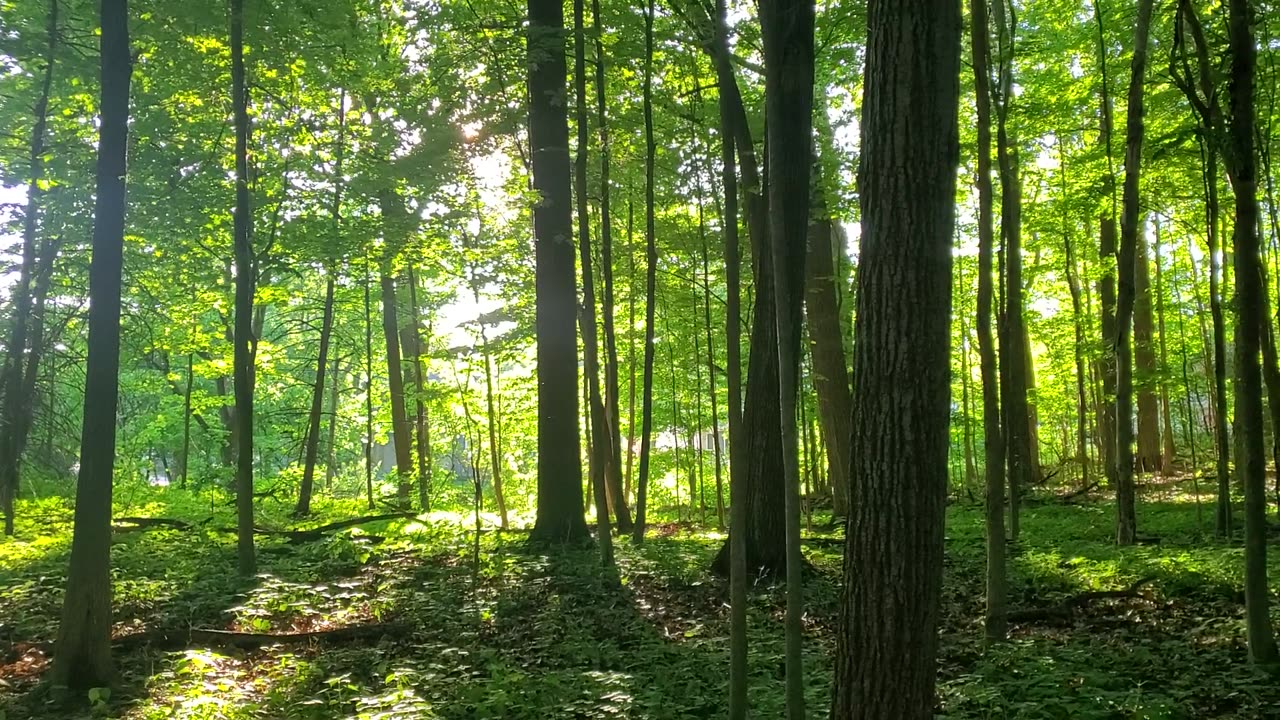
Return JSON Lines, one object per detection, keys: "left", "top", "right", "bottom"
{"left": 527, "top": 0, "right": 588, "bottom": 543}
{"left": 1114, "top": 0, "right": 1154, "bottom": 546}
{"left": 324, "top": 355, "right": 341, "bottom": 493}
{"left": 719, "top": 0, "right": 748, "bottom": 706}
{"left": 295, "top": 275, "right": 335, "bottom": 517}
{"left": 1059, "top": 145, "right": 1091, "bottom": 489}
{"left": 805, "top": 169, "right": 852, "bottom": 519}
{"left": 625, "top": 198, "right": 638, "bottom": 503}
{"left": 832, "top": 0, "right": 959, "bottom": 714}
{"left": 759, "top": 0, "right": 815, "bottom": 702}
{"left": 379, "top": 266, "right": 413, "bottom": 506}
{"left": 991, "top": 0, "right": 1030, "bottom": 543}
{"left": 51, "top": 0, "right": 130, "bottom": 689}
{"left": 1134, "top": 221, "right": 1162, "bottom": 472}
{"left": 364, "top": 253, "right": 375, "bottom": 510}
{"left": 971, "top": 0, "right": 1007, "bottom": 643}
{"left": 181, "top": 352, "right": 194, "bottom": 489}
{"left": 1154, "top": 218, "right": 1178, "bottom": 474}
{"left": 0, "top": 0, "right": 58, "bottom": 536}
{"left": 406, "top": 268, "right": 430, "bottom": 511}
{"left": 1094, "top": 0, "right": 1119, "bottom": 491}
{"left": 591, "top": 0, "right": 631, "bottom": 535}
{"left": 1227, "top": 0, "right": 1280, "bottom": 664}
{"left": 698, "top": 161, "right": 726, "bottom": 529}
{"left": 230, "top": 0, "right": 256, "bottom": 576}
{"left": 632, "top": 0, "right": 659, "bottom": 544}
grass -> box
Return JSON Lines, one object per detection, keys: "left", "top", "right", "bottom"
{"left": 1, "top": 484, "right": 1279, "bottom": 718}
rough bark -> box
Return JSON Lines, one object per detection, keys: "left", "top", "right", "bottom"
{"left": 50, "top": 0, "right": 130, "bottom": 689}
{"left": 527, "top": 0, "right": 588, "bottom": 543}
{"left": 832, "top": 1, "right": 959, "bottom": 715}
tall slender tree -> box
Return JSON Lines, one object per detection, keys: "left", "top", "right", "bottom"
{"left": 632, "top": 0, "right": 659, "bottom": 544}
{"left": 1114, "top": 0, "right": 1154, "bottom": 546}
{"left": 231, "top": 0, "right": 257, "bottom": 577}
{"left": 970, "top": 0, "right": 1007, "bottom": 644}
{"left": 50, "top": 0, "right": 131, "bottom": 689}
{"left": 759, "top": 0, "right": 815, "bottom": 709}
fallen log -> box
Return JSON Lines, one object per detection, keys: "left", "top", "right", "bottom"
{"left": 113, "top": 622, "right": 411, "bottom": 651}
{"left": 254, "top": 511, "right": 418, "bottom": 543}
{"left": 113, "top": 517, "right": 199, "bottom": 533}
{"left": 1006, "top": 575, "right": 1156, "bottom": 624}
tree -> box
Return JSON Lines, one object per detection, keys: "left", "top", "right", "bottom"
{"left": 0, "top": 0, "right": 58, "bottom": 536}
{"left": 1226, "top": 0, "right": 1279, "bottom": 665}
{"left": 1113, "top": 0, "right": 1153, "bottom": 547}
{"left": 231, "top": 0, "right": 257, "bottom": 577}
{"left": 295, "top": 89, "right": 346, "bottom": 518}
{"left": 50, "top": 0, "right": 131, "bottom": 690}
{"left": 969, "top": 0, "right": 1007, "bottom": 644}
{"left": 527, "top": 0, "right": 588, "bottom": 543}
{"left": 591, "top": 0, "right": 633, "bottom": 533}
{"left": 759, "top": 0, "right": 814, "bottom": 709}
{"left": 831, "top": 0, "right": 959, "bottom": 716}
{"left": 632, "top": 0, "right": 659, "bottom": 544}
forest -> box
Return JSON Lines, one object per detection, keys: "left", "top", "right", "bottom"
{"left": 1, "top": 0, "right": 1280, "bottom": 716}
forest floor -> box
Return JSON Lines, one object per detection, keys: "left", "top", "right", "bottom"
{"left": 1, "top": 483, "right": 1279, "bottom": 719}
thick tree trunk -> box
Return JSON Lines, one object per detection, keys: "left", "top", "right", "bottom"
{"left": 230, "top": 0, "right": 256, "bottom": 577}
{"left": 632, "top": 0, "right": 659, "bottom": 544}
{"left": 1227, "top": 0, "right": 1280, "bottom": 664}
{"left": 1134, "top": 225, "right": 1162, "bottom": 472}
{"left": 0, "top": 0, "right": 58, "bottom": 536}
{"left": 832, "top": 0, "right": 959, "bottom": 714}
{"left": 1114, "top": 0, "right": 1154, "bottom": 546}
{"left": 970, "top": 0, "right": 1007, "bottom": 644}
{"left": 527, "top": 0, "right": 588, "bottom": 542}
{"left": 51, "top": 0, "right": 130, "bottom": 689}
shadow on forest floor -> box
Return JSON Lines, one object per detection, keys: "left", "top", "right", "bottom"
{"left": 2, "top": 488, "right": 1280, "bottom": 718}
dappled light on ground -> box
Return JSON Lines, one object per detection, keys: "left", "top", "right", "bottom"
{"left": 1, "top": 488, "right": 1279, "bottom": 717}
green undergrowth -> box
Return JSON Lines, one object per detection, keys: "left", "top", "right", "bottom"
{"left": 1, "top": 486, "right": 1279, "bottom": 718}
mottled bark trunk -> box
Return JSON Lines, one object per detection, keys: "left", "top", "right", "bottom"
{"left": 833, "top": 0, "right": 959, "bottom": 714}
